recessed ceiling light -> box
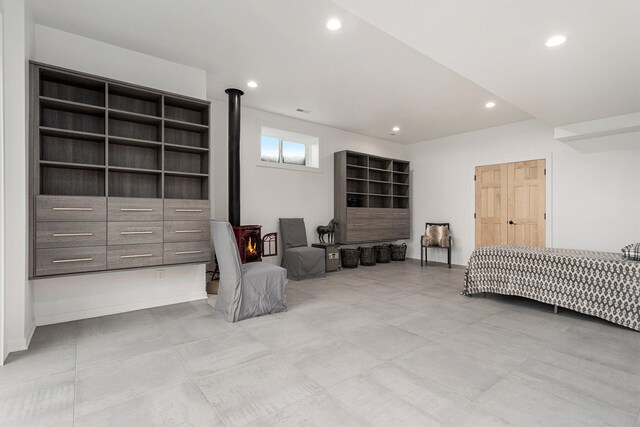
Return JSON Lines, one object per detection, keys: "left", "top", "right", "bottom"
{"left": 485, "top": 101, "right": 496, "bottom": 108}
{"left": 247, "top": 81, "right": 258, "bottom": 88}
{"left": 326, "top": 18, "right": 342, "bottom": 31}
{"left": 545, "top": 34, "right": 567, "bottom": 47}
{"left": 392, "top": 126, "right": 400, "bottom": 132}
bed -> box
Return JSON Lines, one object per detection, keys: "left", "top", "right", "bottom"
{"left": 463, "top": 245, "right": 640, "bottom": 331}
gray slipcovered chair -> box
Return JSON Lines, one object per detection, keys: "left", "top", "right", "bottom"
{"left": 210, "top": 221, "right": 287, "bottom": 322}
{"left": 279, "top": 218, "right": 325, "bottom": 280}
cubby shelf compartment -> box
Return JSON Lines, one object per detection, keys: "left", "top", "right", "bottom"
{"left": 109, "top": 143, "right": 162, "bottom": 171}
{"left": 108, "top": 84, "right": 161, "bottom": 117}
{"left": 41, "top": 107, "right": 105, "bottom": 135}
{"left": 164, "top": 96, "right": 209, "bottom": 125}
{"left": 108, "top": 169, "right": 162, "bottom": 199}
{"left": 108, "top": 118, "right": 161, "bottom": 142}
{"left": 164, "top": 175, "right": 208, "bottom": 200}
{"left": 40, "top": 132, "right": 105, "bottom": 166}
{"left": 40, "top": 68, "right": 105, "bottom": 107}
{"left": 164, "top": 149, "right": 208, "bottom": 176}
{"left": 40, "top": 165, "right": 105, "bottom": 197}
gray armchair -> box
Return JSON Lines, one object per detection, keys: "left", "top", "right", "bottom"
{"left": 211, "top": 221, "right": 287, "bottom": 322}
{"left": 279, "top": 218, "right": 325, "bottom": 280}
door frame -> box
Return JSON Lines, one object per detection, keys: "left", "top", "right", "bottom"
{"left": 475, "top": 154, "right": 553, "bottom": 248}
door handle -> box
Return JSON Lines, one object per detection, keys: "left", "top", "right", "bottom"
{"left": 508, "top": 220, "right": 516, "bottom": 225}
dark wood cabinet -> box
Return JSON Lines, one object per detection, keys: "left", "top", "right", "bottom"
{"left": 29, "top": 62, "right": 211, "bottom": 278}
{"left": 334, "top": 150, "right": 410, "bottom": 244}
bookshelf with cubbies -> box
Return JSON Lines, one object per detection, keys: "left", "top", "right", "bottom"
{"left": 334, "top": 150, "right": 410, "bottom": 244}
{"left": 29, "top": 62, "right": 211, "bottom": 278}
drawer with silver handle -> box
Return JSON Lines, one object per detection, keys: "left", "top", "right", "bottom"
{"left": 35, "top": 246, "right": 106, "bottom": 276}
{"left": 164, "top": 221, "right": 210, "bottom": 243}
{"left": 163, "top": 199, "right": 210, "bottom": 221}
{"left": 107, "top": 221, "right": 163, "bottom": 245}
{"left": 108, "top": 197, "right": 164, "bottom": 221}
{"left": 36, "top": 195, "right": 106, "bottom": 222}
{"left": 36, "top": 221, "right": 106, "bottom": 249}
{"left": 163, "top": 241, "right": 211, "bottom": 265}
{"left": 107, "top": 244, "right": 163, "bottom": 270}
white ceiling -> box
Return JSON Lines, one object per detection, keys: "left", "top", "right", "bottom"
{"left": 332, "top": 0, "right": 640, "bottom": 126}
{"left": 28, "top": 0, "right": 638, "bottom": 143}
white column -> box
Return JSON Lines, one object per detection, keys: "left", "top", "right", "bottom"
{"left": 0, "top": 8, "right": 5, "bottom": 365}
{"left": 1, "top": 0, "right": 32, "bottom": 360}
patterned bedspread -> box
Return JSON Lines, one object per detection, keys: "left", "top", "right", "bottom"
{"left": 464, "top": 245, "right": 640, "bottom": 331}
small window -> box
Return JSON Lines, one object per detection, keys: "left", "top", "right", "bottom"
{"left": 260, "top": 126, "right": 319, "bottom": 170}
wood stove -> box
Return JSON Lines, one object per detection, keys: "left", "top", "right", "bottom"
{"left": 233, "top": 225, "right": 262, "bottom": 263}
{"left": 233, "top": 225, "right": 278, "bottom": 264}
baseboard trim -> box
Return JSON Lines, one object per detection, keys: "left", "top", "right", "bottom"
{"left": 34, "top": 291, "right": 207, "bottom": 326}
{"left": 5, "top": 322, "right": 36, "bottom": 355}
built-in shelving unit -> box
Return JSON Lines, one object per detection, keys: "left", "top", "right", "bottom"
{"left": 29, "top": 62, "right": 211, "bottom": 278}
{"left": 334, "top": 151, "right": 410, "bottom": 243}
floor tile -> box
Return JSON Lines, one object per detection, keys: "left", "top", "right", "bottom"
{"left": 392, "top": 342, "right": 508, "bottom": 400}
{"left": 361, "top": 362, "right": 471, "bottom": 423}
{"left": 279, "top": 338, "right": 384, "bottom": 388}
{"left": 200, "top": 355, "right": 323, "bottom": 426}
{"left": 0, "top": 370, "right": 75, "bottom": 427}
{"left": 477, "top": 371, "right": 637, "bottom": 427}
{"left": 328, "top": 374, "right": 442, "bottom": 426}
{"left": 75, "top": 347, "right": 192, "bottom": 418}
{"left": 435, "top": 323, "right": 547, "bottom": 370}
{"left": 517, "top": 347, "right": 640, "bottom": 414}
{"left": 340, "top": 322, "right": 428, "bottom": 360}
{"left": 246, "top": 391, "right": 364, "bottom": 427}
{"left": 175, "top": 330, "right": 271, "bottom": 379}
{"left": 0, "top": 342, "right": 76, "bottom": 383}
{"left": 75, "top": 382, "right": 223, "bottom": 427}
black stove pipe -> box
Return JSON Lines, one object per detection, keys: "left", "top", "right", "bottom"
{"left": 225, "top": 88, "right": 244, "bottom": 227}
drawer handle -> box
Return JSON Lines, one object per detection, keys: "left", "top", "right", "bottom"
{"left": 175, "top": 209, "right": 202, "bottom": 212}
{"left": 175, "top": 250, "right": 203, "bottom": 255}
{"left": 52, "top": 233, "right": 93, "bottom": 237}
{"left": 121, "top": 208, "right": 154, "bottom": 212}
{"left": 120, "top": 253, "right": 153, "bottom": 259}
{"left": 175, "top": 230, "right": 202, "bottom": 233}
{"left": 121, "top": 231, "right": 153, "bottom": 235}
{"left": 53, "top": 257, "right": 93, "bottom": 264}
{"left": 52, "top": 207, "right": 93, "bottom": 211}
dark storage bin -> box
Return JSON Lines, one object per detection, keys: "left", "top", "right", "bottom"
{"left": 390, "top": 243, "right": 407, "bottom": 261}
{"left": 359, "top": 247, "right": 377, "bottom": 266}
{"left": 341, "top": 248, "right": 360, "bottom": 268}
{"left": 375, "top": 244, "right": 391, "bottom": 263}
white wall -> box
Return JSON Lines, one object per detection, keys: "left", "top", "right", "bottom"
{"left": 210, "top": 99, "right": 406, "bottom": 263}
{"left": 29, "top": 25, "right": 209, "bottom": 327}
{"left": 406, "top": 119, "right": 640, "bottom": 265}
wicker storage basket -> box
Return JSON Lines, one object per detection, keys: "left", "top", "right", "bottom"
{"left": 390, "top": 243, "right": 407, "bottom": 261}
{"left": 359, "top": 247, "right": 377, "bottom": 266}
{"left": 341, "top": 248, "right": 360, "bottom": 268}
{"left": 374, "top": 244, "right": 391, "bottom": 263}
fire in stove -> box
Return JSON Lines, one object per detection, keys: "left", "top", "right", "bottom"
{"left": 233, "top": 225, "right": 262, "bottom": 263}
{"left": 247, "top": 236, "right": 258, "bottom": 256}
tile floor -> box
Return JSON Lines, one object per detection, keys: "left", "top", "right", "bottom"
{"left": 1, "top": 260, "right": 640, "bottom": 426}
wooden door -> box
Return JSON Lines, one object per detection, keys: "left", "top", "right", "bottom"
{"left": 475, "top": 164, "right": 508, "bottom": 248}
{"left": 475, "top": 159, "right": 546, "bottom": 248}
{"left": 507, "top": 160, "right": 546, "bottom": 247}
